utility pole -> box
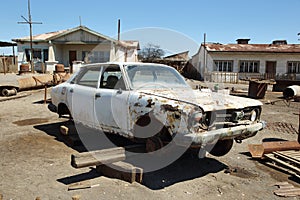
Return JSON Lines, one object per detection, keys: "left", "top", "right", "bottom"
{"left": 18, "top": 0, "right": 42, "bottom": 73}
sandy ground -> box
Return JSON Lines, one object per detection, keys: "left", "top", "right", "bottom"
{"left": 0, "top": 84, "right": 299, "bottom": 200}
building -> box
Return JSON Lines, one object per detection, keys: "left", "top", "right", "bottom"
{"left": 190, "top": 39, "right": 300, "bottom": 82}
{"left": 12, "top": 26, "right": 140, "bottom": 72}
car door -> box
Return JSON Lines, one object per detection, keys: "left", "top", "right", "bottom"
{"left": 94, "top": 64, "right": 130, "bottom": 132}
{"left": 71, "top": 66, "right": 102, "bottom": 128}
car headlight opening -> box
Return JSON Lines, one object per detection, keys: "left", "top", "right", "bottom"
{"left": 250, "top": 109, "right": 259, "bottom": 122}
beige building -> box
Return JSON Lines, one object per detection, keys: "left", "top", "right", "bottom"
{"left": 191, "top": 39, "right": 300, "bottom": 82}
{"left": 12, "top": 26, "right": 140, "bottom": 72}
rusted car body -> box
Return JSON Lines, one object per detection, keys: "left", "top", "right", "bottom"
{"left": 49, "top": 62, "right": 265, "bottom": 156}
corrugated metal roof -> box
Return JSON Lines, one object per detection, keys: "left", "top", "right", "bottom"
{"left": 164, "top": 51, "right": 189, "bottom": 61}
{"left": 120, "top": 40, "right": 140, "bottom": 49}
{"left": 12, "top": 26, "right": 117, "bottom": 43}
{"left": 12, "top": 30, "right": 67, "bottom": 42}
{"left": 0, "top": 41, "right": 17, "bottom": 47}
{"left": 204, "top": 43, "right": 300, "bottom": 53}
{"left": 12, "top": 26, "right": 140, "bottom": 49}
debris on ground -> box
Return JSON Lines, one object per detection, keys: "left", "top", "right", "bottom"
{"left": 68, "top": 180, "right": 100, "bottom": 191}
{"left": 273, "top": 182, "right": 300, "bottom": 197}
{"left": 265, "top": 122, "right": 298, "bottom": 134}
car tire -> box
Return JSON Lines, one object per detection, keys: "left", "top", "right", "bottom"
{"left": 146, "top": 136, "right": 164, "bottom": 152}
{"left": 209, "top": 139, "right": 234, "bottom": 157}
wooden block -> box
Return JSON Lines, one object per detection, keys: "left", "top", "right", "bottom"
{"left": 60, "top": 125, "right": 69, "bottom": 136}
{"left": 72, "top": 195, "right": 81, "bottom": 200}
{"left": 64, "top": 135, "right": 82, "bottom": 147}
{"left": 71, "top": 147, "right": 126, "bottom": 168}
{"left": 96, "top": 161, "right": 143, "bottom": 183}
{"left": 135, "top": 167, "right": 144, "bottom": 183}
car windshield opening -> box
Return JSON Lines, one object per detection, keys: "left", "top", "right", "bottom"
{"left": 125, "top": 64, "right": 189, "bottom": 89}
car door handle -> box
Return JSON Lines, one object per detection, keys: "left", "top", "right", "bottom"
{"left": 69, "top": 88, "right": 74, "bottom": 93}
{"left": 95, "top": 93, "right": 101, "bottom": 99}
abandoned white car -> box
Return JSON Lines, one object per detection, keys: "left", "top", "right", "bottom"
{"left": 49, "top": 62, "right": 265, "bottom": 156}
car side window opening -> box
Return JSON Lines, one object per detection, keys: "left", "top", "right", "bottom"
{"left": 76, "top": 67, "right": 101, "bottom": 88}
{"left": 100, "top": 65, "right": 126, "bottom": 90}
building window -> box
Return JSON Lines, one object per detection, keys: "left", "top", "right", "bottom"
{"left": 82, "top": 51, "right": 90, "bottom": 63}
{"left": 213, "top": 60, "right": 233, "bottom": 72}
{"left": 239, "top": 61, "right": 259, "bottom": 73}
{"left": 89, "top": 51, "right": 110, "bottom": 63}
{"left": 287, "top": 61, "right": 300, "bottom": 74}
{"left": 25, "top": 49, "right": 42, "bottom": 62}
{"left": 43, "top": 49, "right": 48, "bottom": 62}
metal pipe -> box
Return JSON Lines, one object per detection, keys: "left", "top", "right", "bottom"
{"left": 2, "top": 88, "right": 17, "bottom": 97}
{"left": 283, "top": 85, "right": 300, "bottom": 98}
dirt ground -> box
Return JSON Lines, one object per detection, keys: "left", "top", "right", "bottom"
{"left": 0, "top": 84, "right": 299, "bottom": 200}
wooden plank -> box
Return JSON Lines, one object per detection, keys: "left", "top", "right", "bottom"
{"left": 68, "top": 180, "right": 100, "bottom": 191}
{"left": 280, "top": 151, "right": 300, "bottom": 156}
{"left": 274, "top": 188, "right": 300, "bottom": 197}
{"left": 273, "top": 182, "right": 290, "bottom": 186}
{"left": 273, "top": 151, "right": 300, "bottom": 166}
{"left": 72, "top": 147, "right": 124, "bottom": 159}
{"left": 71, "top": 147, "right": 126, "bottom": 168}
{"left": 71, "top": 145, "right": 145, "bottom": 169}
{"left": 265, "top": 154, "right": 300, "bottom": 174}
{"left": 96, "top": 161, "right": 143, "bottom": 183}
{"left": 63, "top": 135, "right": 82, "bottom": 147}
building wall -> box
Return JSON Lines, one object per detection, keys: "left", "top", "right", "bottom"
{"left": 53, "top": 30, "right": 106, "bottom": 43}
{"left": 205, "top": 52, "right": 300, "bottom": 75}
{"left": 191, "top": 46, "right": 300, "bottom": 77}
{"left": 54, "top": 43, "right": 111, "bottom": 66}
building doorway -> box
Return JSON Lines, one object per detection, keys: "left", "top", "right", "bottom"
{"left": 265, "top": 61, "right": 276, "bottom": 79}
{"left": 69, "top": 51, "right": 77, "bottom": 67}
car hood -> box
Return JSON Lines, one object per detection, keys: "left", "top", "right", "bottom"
{"left": 139, "top": 88, "right": 262, "bottom": 112}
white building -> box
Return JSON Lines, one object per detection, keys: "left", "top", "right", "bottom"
{"left": 12, "top": 26, "right": 140, "bottom": 72}
{"left": 190, "top": 39, "right": 300, "bottom": 82}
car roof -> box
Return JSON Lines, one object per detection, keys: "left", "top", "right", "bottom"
{"left": 81, "top": 62, "right": 174, "bottom": 69}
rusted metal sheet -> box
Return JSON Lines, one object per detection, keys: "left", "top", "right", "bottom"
{"left": 249, "top": 141, "right": 300, "bottom": 158}
{"left": 205, "top": 43, "right": 300, "bottom": 53}
{"left": 139, "top": 88, "right": 263, "bottom": 112}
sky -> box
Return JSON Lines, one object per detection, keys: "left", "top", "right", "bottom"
{"left": 0, "top": 0, "right": 300, "bottom": 56}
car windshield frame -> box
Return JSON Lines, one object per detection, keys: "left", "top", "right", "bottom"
{"left": 124, "top": 64, "right": 189, "bottom": 90}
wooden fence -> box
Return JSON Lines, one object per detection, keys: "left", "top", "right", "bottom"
{"left": 204, "top": 72, "right": 299, "bottom": 83}
{"left": 0, "top": 56, "right": 18, "bottom": 73}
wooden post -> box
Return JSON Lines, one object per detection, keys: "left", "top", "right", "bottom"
{"left": 44, "top": 84, "right": 47, "bottom": 104}
{"left": 0, "top": 193, "right": 3, "bottom": 200}
{"left": 12, "top": 45, "right": 16, "bottom": 65}
{"left": 298, "top": 109, "right": 300, "bottom": 143}
{"left": 2, "top": 57, "right": 6, "bottom": 75}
